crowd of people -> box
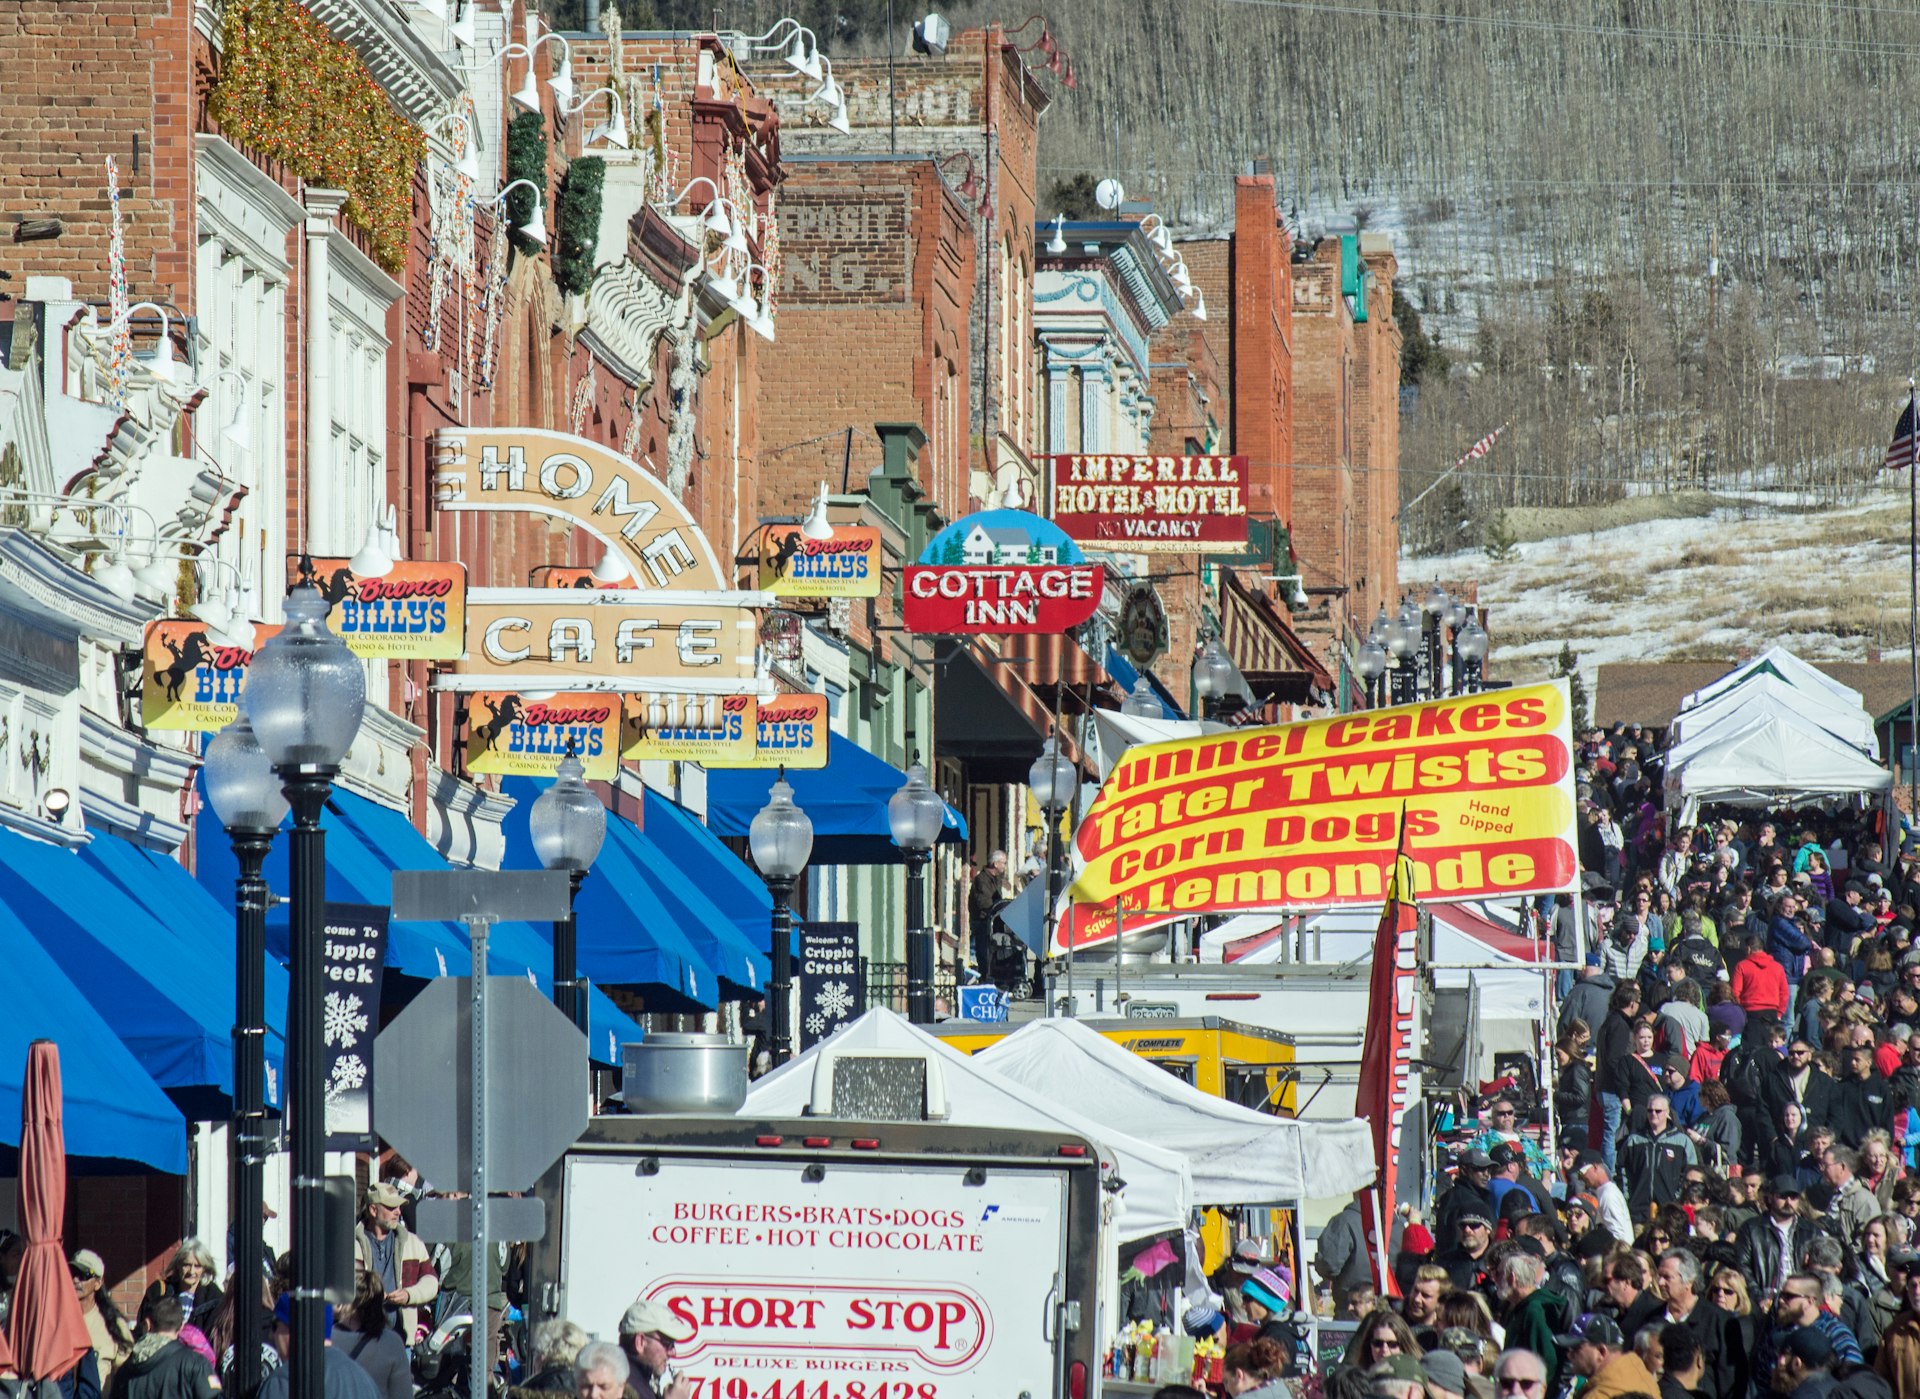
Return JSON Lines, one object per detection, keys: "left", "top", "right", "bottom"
{"left": 1226, "top": 723, "right": 1920, "bottom": 1399}
{"left": 0, "top": 1163, "right": 698, "bottom": 1399}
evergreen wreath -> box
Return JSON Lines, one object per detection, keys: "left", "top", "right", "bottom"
{"left": 553, "top": 158, "right": 606, "bottom": 297}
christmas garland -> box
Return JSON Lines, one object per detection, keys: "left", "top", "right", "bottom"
{"left": 553, "top": 157, "right": 605, "bottom": 297}
{"left": 504, "top": 110, "right": 548, "bottom": 254}
{"left": 208, "top": 0, "right": 425, "bottom": 273}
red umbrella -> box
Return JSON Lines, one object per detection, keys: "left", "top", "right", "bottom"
{"left": 8, "top": 1040, "right": 92, "bottom": 1380}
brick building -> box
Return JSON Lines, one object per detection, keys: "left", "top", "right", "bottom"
{"left": 754, "top": 154, "right": 975, "bottom": 518}
{"left": 752, "top": 26, "right": 1052, "bottom": 513}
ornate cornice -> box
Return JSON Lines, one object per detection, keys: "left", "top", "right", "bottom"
{"left": 78, "top": 709, "right": 194, "bottom": 851}
{"left": 0, "top": 529, "right": 154, "bottom": 648}
{"left": 582, "top": 258, "right": 683, "bottom": 389}
{"left": 195, "top": 134, "right": 305, "bottom": 281}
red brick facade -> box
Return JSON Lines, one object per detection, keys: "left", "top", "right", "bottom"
{"left": 756, "top": 158, "right": 975, "bottom": 520}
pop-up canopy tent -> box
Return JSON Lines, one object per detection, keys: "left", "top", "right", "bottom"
{"left": 1665, "top": 712, "right": 1893, "bottom": 808}
{"left": 1668, "top": 671, "right": 1878, "bottom": 757}
{"left": 975, "top": 1018, "right": 1374, "bottom": 1205}
{"left": 741, "top": 1008, "right": 1193, "bottom": 1241}
{"left": 1681, "top": 645, "right": 1864, "bottom": 714}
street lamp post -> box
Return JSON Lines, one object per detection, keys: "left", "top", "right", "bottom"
{"left": 1354, "top": 639, "right": 1387, "bottom": 710}
{"left": 1456, "top": 614, "right": 1490, "bottom": 693}
{"left": 749, "top": 778, "right": 813, "bottom": 1062}
{"left": 1121, "top": 675, "right": 1162, "bottom": 718}
{"left": 1027, "top": 735, "right": 1078, "bottom": 1011}
{"left": 1384, "top": 608, "right": 1416, "bottom": 705}
{"left": 1422, "top": 586, "right": 1451, "bottom": 700}
{"left": 1192, "top": 636, "right": 1235, "bottom": 721}
{"left": 528, "top": 749, "right": 607, "bottom": 1034}
{"left": 888, "top": 761, "right": 946, "bottom": 1024}
{"left": 202, "top": 714, "right": 289, "bottom": 1399}
{"left": 242, "top": 585, "right": 365, "bottom": 1399}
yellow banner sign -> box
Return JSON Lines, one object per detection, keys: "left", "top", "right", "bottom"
{"left": 621, "top": 694, "right": 758, "bottom": 764}
{"left": 445, "top": 589, "right": 763, "bottom": 694}
{"left": 757, "top": 524, "right": 882, "bottom": 598}
{"left": 289, "top": 557, "right": 468, "bottom": 660}
{"left": 433, "top": 427, "right": 726, "bottom": 591}
{"left": 462, "top": 692, "right": 619, "bottom": 780}
{"left": 1056, "top": 680, "right": 1578, "bottom": 952}
{"left": 141, "top": 620, "right": 282, "bottom": 732}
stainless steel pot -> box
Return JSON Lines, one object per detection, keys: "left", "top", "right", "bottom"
{"left": 621, "top": 1032, "right": 748, "bottom": 1114}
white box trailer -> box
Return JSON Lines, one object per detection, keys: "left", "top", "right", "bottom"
{"left": 529, "top": 1114, "right": 1107, "bottom": 1399}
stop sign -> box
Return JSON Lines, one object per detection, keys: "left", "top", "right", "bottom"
{"left": 372, "top": 976, "right": 588, "bottom": 1189}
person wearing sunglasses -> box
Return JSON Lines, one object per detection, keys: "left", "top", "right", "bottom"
{"left": 615, "top": 1299, "right": 693, "bottom": 1399}
{"left": 1731, "top": 1174, "right": 1824, "bottom": 1301}
{"left": 1492, "top": 1348, "right": 1548, "bottom": 1399}
{"left": 1555, "top": 1312, "right": 1656, "bottom": 1399}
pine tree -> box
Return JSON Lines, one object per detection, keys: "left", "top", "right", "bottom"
{"left": 1482, "top": 511, "right": 1520, "bottom": 563}
{"left": 1555, "top": 644, "right": 1591, "bottom": 734}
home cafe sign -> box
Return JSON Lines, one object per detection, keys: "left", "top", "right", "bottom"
{"left": 433, "top": 427, "right": 769, "bottom": 694}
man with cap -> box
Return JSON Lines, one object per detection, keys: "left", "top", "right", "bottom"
{"left": 1435, "top": 1204, "right": 1496, "bottom": 1292}
{"left": 351, "top": 1181, "right": 437, "bottom": 1345}
{"left": 1769, "top": 1327, "right": 1835, "bottom": 1399}
{"left": 1575, "top": 1152, "right": 1635, "bottom": 1245}
{"left": 1366, "top": 1354, "right": 1427, "bottom": 1399}
{"left": 1558, "top": 1313, "right": 1658, "bottom": 1399}
{"left": 1420, "top": 1348, "right": 1470, "bottom": 1399}
{"left": 256, "top": 1295, "right": 379, "bottom": 1399}
{"left": 1876, "top": 1257, "right": 1920, "bottom": 1396}
{"left": 1436, "top": 1147, "right": 1498, "bottom": 1249}
{"left": 617, "top": 1298, "right": 695, "bottom": 1399}
{"left": 1734, "top": 1176, "right": 1827, "bottom": 1302}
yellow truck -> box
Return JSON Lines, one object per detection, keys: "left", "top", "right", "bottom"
{"left": 928, "top": 1016, "right": 1303, "bottom": 1274}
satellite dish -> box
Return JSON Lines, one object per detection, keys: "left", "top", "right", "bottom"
{"left": 1094, "top": 178, "right": 1125, "bottom": 211}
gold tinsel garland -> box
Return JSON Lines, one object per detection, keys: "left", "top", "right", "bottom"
{"left": 208, "top": 0, "right": 425, "bottom": 272}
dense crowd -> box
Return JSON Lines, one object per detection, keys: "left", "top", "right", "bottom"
{"left": 1250, "top": 723, "right": 1920, "bottom": 1399}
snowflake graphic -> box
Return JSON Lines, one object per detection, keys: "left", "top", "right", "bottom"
{"left": 326, "top": 1054, "right": 367, "bottom": 1102}
{"left": 816, "top": 980, "right": 855, "bottom": 1019}
{"left": 323, "top": 991, "right": 369, "bottom": 1049}
{"left": 804, "top": 1011, "right": 827, "bottom": 1037}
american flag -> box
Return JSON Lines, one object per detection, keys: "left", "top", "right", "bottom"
{"left": 1456, "top": 425, "right": 1504, "bottom": 467}
{"left": 1886, "top": 396, "right": 1917, "bottom": 472}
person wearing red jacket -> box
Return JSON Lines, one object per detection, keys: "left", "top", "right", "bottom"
{"left": 1730, "top": 934, "right": 1790, "bottom": 1019}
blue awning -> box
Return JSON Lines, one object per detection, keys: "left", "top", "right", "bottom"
{"left": 0, "top": 893, "right": 186, "bottom": 1172}
{"left": 615, "top": 798, "right": 770, "bottom": 996}
{"left": 194, "top": 791, "right": 653, "bottom": 1063}
{"left": 500, "top": 778, "right": 723, "bottom": 1008}
{"left": 1105, "top": 647, "right": 1186, "bottom": 720}
{"left": 0, "top": 826, "right": 239, "bottom": 1108}
{"left": 327, "top": 792, "right": 657, "bottom": 1059}
{"left": 638, "top": 788, "right": 775, "bottom": 958}
{"left": 79, "top": 830, "right": 287, "bottom": 1107}
{"left": 706, "top": 736, "right": 968, "bottom": 865}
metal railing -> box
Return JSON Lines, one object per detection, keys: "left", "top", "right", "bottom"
{"left": 862, "top": 960, "right": 960, "bottom": 1016}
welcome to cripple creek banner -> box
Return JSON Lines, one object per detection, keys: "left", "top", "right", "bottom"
{"left": 1052, "top": 679, "right": 1578, "bottom": 952}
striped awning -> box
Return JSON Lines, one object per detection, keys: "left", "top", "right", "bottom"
{"left": 932, "top": 638, "right": 1093, "bottom": 781}
{"left": 1000, "top": 633, "right": 1123, "bottom": 710}
{"left": 1219, "top": 570, "right": 1333, "bottom": 699}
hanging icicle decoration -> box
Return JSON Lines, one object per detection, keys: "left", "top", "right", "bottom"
{"left": 105, "top": 155, "right": 131, "bottom": 409}
{"left": 569, "top": 359, "right": 597, "bottom": 437}
{"left": 621, "top": 389, "right": 645, "bottom": 461}
{"left": 474, "top": 213, "right": 509, "bottom": 389}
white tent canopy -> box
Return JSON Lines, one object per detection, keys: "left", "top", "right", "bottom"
{"left": 1680, "top": 646, "right": 1864, "bottom": 713}
{"left": 740, "top": 1007, "right": 1194, "bottom": 1241}
{"left": 1664, "top": 705, "right": 1879, "bottom": 772}
{"left": 1664, "top": 712, "right": 1893, "bottom": 807}
{"left": 1668, "top": 672, "right": 1878, "bottom": 757}
{"left": 974, "top": 1018, "right": 1375, "bottom": 1204}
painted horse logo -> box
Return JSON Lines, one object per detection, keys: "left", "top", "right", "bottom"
{"left": 159, "top": 631, "right": 211, "bottom": 703}
{"left": 469, "top": 694, "right": 525, "bottom": 751}
{"left": 766, "top": 528, "right": 804, "bottom": 580}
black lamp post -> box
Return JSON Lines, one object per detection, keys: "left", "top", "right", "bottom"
{"left": 528, "top": 749, "right": 606, "bottom": 1033}
{"left": 1027, "top": 735, "right": 1078, "bottom": 1001}
{"left": 1457, "top": 614, "right": 1490, "bottom": 693}
{"left": 1354, "top": 639, "right": 1387, "bottom": 710}
{"left": 202, "top": 713, "right": 288, "bottom": 1399}
{"left": 1191, "top": 636, "right": 1235, "bottom": 721}
{"left": 888, "top": 760, "right": 946, "bottom": 1023}
{"left": 750, "top": 777, "right": 813, "bottom": 1062}
{"left": 242, "top": 584, "right": 365, "bottom": 1399}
